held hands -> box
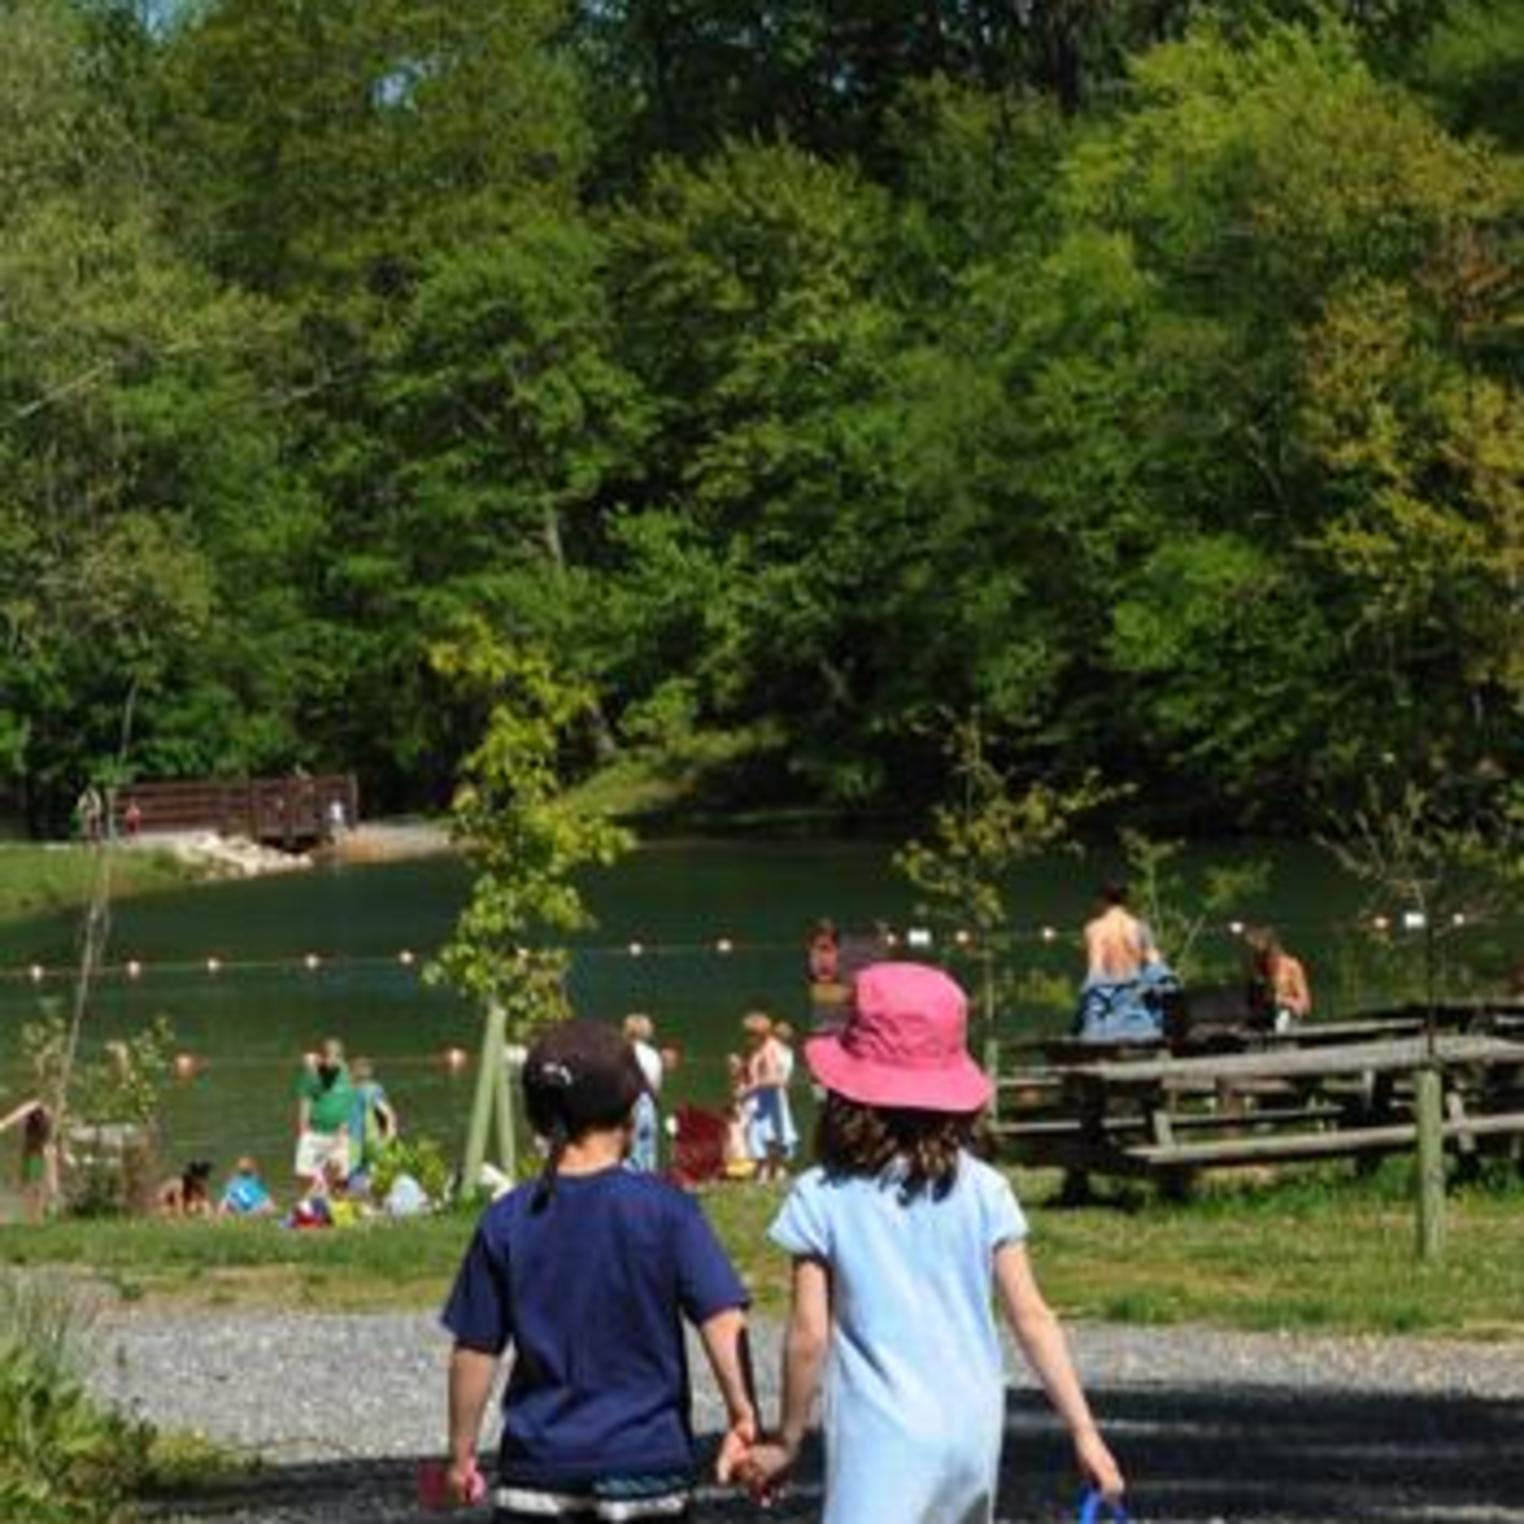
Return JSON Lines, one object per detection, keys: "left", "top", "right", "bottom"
{"left": 716, "top": 1430, "right": 798, "bottom": 1507}
{"left": 714, "top": 1404, "right": 759, "bottom": 1491}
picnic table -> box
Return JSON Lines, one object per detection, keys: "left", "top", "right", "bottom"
{"left": 989, "top": 1022, "right": 1524, "bottom": 1187}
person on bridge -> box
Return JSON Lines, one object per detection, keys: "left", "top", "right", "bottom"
{"left": 1074, "top": 881, "right": 1178, "bottom": 1042}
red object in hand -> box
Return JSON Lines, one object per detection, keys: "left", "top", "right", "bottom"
{"left": 416, "top": 1459, "right": 486, "bottom": 1509}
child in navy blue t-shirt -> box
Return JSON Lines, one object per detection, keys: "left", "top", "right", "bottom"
{"left": 442, "top": 1019, "right": 756, "bottom": 1520}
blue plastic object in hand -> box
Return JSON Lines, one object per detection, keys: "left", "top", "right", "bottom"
{"left": 1078, "top": 1488, "right": 1131, "bottom": 1524}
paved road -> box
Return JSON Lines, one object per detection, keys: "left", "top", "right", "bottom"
{"left": 90, "top": 1308, "right": 1524, "bottom": 1523}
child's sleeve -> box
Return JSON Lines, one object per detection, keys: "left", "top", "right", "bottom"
{"left": 769, "top": 1171, "right": 830, "bottom": 1260}
{"left": 673, "top": 1195, "right": 749, "bottom": 1323}
{"left": 441, "top": 1223, "right": 514, "bottom": 1355}
{"left": 981, "top": 1166, "right": 1029, "bottom": 1251}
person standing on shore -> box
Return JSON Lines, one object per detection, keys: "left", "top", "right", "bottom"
{"left": 347, "top": 1056, "right": 398, "bottom": 1188}
{"left": 742, "top": 1013, "right": 796, "bottom": 1182}
{"left": 623, "top": 1014, "right": 664, "bottom": 1173}
{"left": 293, "top": 1038, "right": 354, "bottom": 1188}
{"left": 1, "top": 1099, "right": 56, "bottom": 1222}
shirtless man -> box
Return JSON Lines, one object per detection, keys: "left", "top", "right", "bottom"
{"left": 1083, "top": 882, "right": 1158, "bottom": 982}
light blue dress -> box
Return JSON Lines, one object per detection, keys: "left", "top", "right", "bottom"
{"left": 770, "top": 1155, "right": 1027, "bottom": 1524}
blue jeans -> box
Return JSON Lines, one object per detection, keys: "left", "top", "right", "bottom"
{"left": 629, "top": 1094, "right": 660, "bottom": 1172}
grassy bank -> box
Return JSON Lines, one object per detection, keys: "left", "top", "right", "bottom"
{"left": 2, "top": 1163, "right": 1521, "bottom": 1338}
{"left": 0, "top": 844, "right": 201, "bottom": 922}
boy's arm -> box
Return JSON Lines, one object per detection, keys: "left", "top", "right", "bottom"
{"left": 447, "top": 1344, "right": 497, "bottom": 1499}
{"left": 995, "top": 1242, "right": 1123, "bottom": 1501}
{"left": 699, "top": 1307, "right": 757, "bottom": 1482}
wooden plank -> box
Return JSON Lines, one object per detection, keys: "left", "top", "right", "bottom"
{"left": 992, "top": 1104, "right": 1349, "bottom": 1144}
{"left": 1130, "top": 1110, "right": 1524, "bottom": 1168}
{"left": 1069, "top": 1034, "right": 1524, "bottom": 1088}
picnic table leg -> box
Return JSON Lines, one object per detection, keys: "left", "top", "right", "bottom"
{"left": 1057, "top": 1074, "right": 1099, "bottom": 1206}
{"left": 1415, "top": 1066, "right": 1446, "bottom": 1263}
{"left": 1150, "top": 1106, "right": 1194, "bottom": 1202}
{"left": 1354, "top": 1070, "right": 1393, "bottom": 1177}
{"left": 1444, "top": 1088, "right": 1479, "bottom": 1183}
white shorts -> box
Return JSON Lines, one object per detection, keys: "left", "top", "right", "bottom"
{"left": 294, "top": 1129, "right": 349, "bottom": 1181}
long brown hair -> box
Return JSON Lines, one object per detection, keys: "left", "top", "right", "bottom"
{"left": 814, "top": 1092, "right": 979, "bottom": 1202}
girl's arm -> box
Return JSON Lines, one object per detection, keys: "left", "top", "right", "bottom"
{"left": 0, "top": 1099, "right": 39, "bottom": 1134}
{"left": 995, "top": 1242, "right": 1124, "bottom": 1502}
{"left": 743, "top": 1256, "right": 831, "bottom": 1497}
{"left": 699, "top": 1307, "right": 758, "bottom": 1482}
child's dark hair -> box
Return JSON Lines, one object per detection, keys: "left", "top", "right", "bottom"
{"left": 815, "top": 1092, "right": 979, "bottom": 1202}
{"left": 523, "top": 1019, "right": 646, "bottom": 1209}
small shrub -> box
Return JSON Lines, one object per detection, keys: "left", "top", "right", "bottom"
{"left": 368, "top": 1134, "right": 451, "bottom": 1205}
{"left": 0, "top": 1274, "right": 153, "bottom": 1523}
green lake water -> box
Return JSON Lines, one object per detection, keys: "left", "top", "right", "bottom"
{"left": 0, "top": 839, "right": 1514, "bottom": 1179}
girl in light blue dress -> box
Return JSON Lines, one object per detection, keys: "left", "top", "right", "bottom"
{"left": 742, "top": 962, "right": 1125, "bottom": 1523}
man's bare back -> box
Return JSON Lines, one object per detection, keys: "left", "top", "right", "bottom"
{"left": 1084, "top": 904, "right": 1154, "bottom": 982}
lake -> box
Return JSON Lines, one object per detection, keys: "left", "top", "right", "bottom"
{"left": 0, "top": 838, "right": 1510, "bottom": 1178}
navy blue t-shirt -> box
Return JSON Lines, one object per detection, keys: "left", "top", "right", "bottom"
{"left": 442, "top": 1167, "right": 748, "bottom": 1487}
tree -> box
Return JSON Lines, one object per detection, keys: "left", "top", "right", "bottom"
{"left": 428, "top": 621, "right": 632, "bottom": 1185}
{"left": 896, "top": 713, "right": 1114, "bottom": 1034}
{"left": 1321, "top": 767, "right": 1520, "bottom": 1260}
{"left": 0, "top": 0, "right": 319, "bottom": 829}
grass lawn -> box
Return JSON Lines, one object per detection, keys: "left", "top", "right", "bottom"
{"left": 2, "top": 1162, "right": 1521, "bottom": 1337}
{"left": 0, "top": 843, "right": 201, "bottom": 922}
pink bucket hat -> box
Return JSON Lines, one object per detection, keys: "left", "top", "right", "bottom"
{"left": 805, "top": 961, "right": 992, "bottom": 1113}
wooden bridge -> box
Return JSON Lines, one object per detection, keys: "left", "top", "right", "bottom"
{"left": 115, "top": 774, "right": 358, "bottom": 848}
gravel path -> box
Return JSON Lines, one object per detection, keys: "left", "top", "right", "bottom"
{"left": 91, "top": 1308, "right": 1524, "bottom": 1523}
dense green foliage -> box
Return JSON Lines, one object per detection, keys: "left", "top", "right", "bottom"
{"left": 2, "top": 0, "right": 1519, "bottom": 832}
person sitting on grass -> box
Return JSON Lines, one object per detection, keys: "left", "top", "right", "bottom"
{"left": 740, "top": 962, "right": 1124, "bottom": 1521}
{"left": 155, "top": 1160, "right": 214, "bottom": 1218}
{"left": 218, "top": 1156, "right": 276, "bottom": 1218}
{"left": 439, "top": 1018, "right": 758, "bottom": 1517}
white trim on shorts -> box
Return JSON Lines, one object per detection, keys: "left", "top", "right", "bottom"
{"left": 493, "top": 1485, "right": 690, "bottom": 1519}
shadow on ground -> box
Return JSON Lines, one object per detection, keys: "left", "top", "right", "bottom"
{"left": 146, "top": 1382, "right": 1524, "bottom": 1523}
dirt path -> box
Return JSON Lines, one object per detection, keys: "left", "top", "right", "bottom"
{"left": 92, "top": 1307, "right": 1524, "bottom": 1522}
